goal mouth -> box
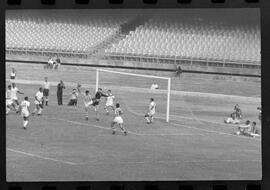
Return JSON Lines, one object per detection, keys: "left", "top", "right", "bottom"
{"left": 96, "top": 68, "right": 171, "bottom": 122}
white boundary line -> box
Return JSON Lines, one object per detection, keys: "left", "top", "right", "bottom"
{"left": 121, "top": 102, "right": 261, "bottom": 141}
{"left": 77, "top": 159, "right": 261, "bottom": 166}
{"left": 48, "top": 116, "right": 260, "bottom": 141}
{"left": 49, "top": 117, "right": 203, "bottom": 136}
{"left": 7, "top": 148, "right": 78, "bottom": 165}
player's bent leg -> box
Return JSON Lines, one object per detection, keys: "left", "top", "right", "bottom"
{"left": 111, "top": 121, "right": 117, "bottom": 134}
{"left": 85, "top": 106, "right": 89, "bottom": 120}
{"left": 6, "top": 105, "right": 11, "bottom": 115}
{"left": 37, "top": 104, "right": 43, "bottom": 115}
{"left": 119, "top": 124, "right": 127, "bottom": 136}
{"left": 144, "top": 114, "right": 151, "bottom": 124}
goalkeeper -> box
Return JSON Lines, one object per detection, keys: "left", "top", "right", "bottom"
{"left": 92, "top": 88, "right": 108, "bottom": 121}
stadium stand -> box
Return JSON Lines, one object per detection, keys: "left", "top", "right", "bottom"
{"left": 6, "top": 10, "right": 136, "bottom": 54}
{"left": 105, "top": 10, "right": 260, "bottom": 64}
{"left": 6, "top": 9, "right": 260, "bottom": 66}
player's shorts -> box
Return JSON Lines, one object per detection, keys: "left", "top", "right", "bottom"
{"left": 11, "top": 97, "right": 18, "bottom": 101}
{"left": 43, "top": 89, "right": 49, "bottom": 96}
{"left": 34, "top": 100, "right": 41, "bottom": 105}
{"left": 21, "top": 111, "right": 30, "bottom": 118}
{"left": 105, "top": 102, "right": 114, "bottom": 107}
{"left": 114, "top": 116, "right": 123, "bottom": 124}
{"left": 84, "top": 101, "right": 93, "bottom": 108}
{"left": 92, "top": 99, "right": 100, "bottom": 106}
{"left": 34, "top": 100, "right": 43, "bottom": 108}
{"left": 148, "top": 111, "right": 155, "bottom": 116}
{"left": 6, "top": 99, "right": 13, "bottom": 106}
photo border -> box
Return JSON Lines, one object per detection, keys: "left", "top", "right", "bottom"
{"left": 1, "top": 1, "right": 268, "bottom": 190}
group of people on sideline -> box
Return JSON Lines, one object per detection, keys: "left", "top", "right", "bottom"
{"left": 224, "top": 104, "right": 261, "bottom": 137}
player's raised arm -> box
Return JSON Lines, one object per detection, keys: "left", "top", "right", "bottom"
{"left": 17, "top": 89, "right": 24, "bottom": 94}
{"left": 77, "top": 83, "right": 81, "bottom": 94}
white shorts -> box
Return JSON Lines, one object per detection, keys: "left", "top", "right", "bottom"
{"left": 34, "top": 100, "right": 42, "bottom": 105}
{"left": 11, "top": 97, "right": 18, "bottom": 101}
{"left": 6, "top": 99, "right": 13, "bottom": 106}
{"left": 105, "top": 102, "right": 114, "bottom": 107}
{"left": 21, "top": 111, "right": 30, "bottom": 118}
{"left": 84, "top": 101, "right": 93, "bottom": 108}
{"left": 113, "top": 116, "right": 123, "bottom": 124}
{"left": 148, "top": 111, "right": 155, "bottom": 116}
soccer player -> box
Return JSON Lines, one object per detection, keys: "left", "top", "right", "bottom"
{"left": 235, "top": 120, "right": 251, "bottom": 135}
{"left": 111, "top": 103, "right": 127, "bottom": 136}
{"left": 144, "top": 98, "right": 156, "bottom": 124}
{"left": 57, "top": 80, "right": 65, "bottom": 105}
{"left": 10, "top": 83, "right": 24, "bottom": 113}
{"left": 20, "top": 96, "right": 30, "bottom": 130}
{"left": 32, "top": 87, "right": 44, "bottom": 116}
{"left": 68, "top": 88, "right": 79, "bottom": 106}
{"left": 10, "top": 68, "right": 16, "bottom": 81}
{"left": 83, "top": 90, "right": 93, "bottom": 120}
{"left": 6, "top": 85, "right": 15, "bottom": 115}
{"left": 92, "top": 88, "right": 108, "bottom": 121}
{"left": 43, "top": 77, "right": 50, "bottom": 106}
{"left": 104, "top": 90, "right": 115, "bottom": 115}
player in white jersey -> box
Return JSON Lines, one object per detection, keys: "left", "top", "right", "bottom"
{"left": 83, "top": 90, "right": 93, "bottom": 120}
{"left": 20, "top": 97, "right": 30, "bottom": 129}
{"left": 104, "top": 90, "right": 115, "bottom": 115}
{"left": 43, "top": 77, "right": 50, "bottom": 106}
{"left": 6, "top": 85, "right": 15, "bottom": 115}
{"left": 10, "top": 83, "right": 24, "bottom": 113}
{"left": 32, "top": 87, "right": 44, "bottom": 116}
{"left": 111, "top": 103, "right": 127, "bottom": 136}
{"left": 144, "top": 98, "right": 156, "bottom": 124}
{"left": 10, "top": 68, "right": 16, "bottom": 83}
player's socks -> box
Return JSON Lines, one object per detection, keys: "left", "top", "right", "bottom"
{"left": 112, "top": 131, "right": 116, "bottom": 135}
{"left": 124, "top": 131, "right": 127, "bottom": 136}
{"left": 24, "top": 120, "right": 28, "bottom": 127}
{"left": 37, "top": 108, "right": 42, "bottom": 115}
{"left": 32, "top": 108, "right": 37, "bottom": 114}
{"left": 46, "top": 101, "right": 48, "bottom": 106}
{"left": 6, "top": 107, "right": 10, "bottom": 115}
{"left": 85, "top": 117, "right": 88, "bottom": 120}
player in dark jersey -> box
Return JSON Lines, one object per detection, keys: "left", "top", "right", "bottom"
{"left": 92, "top": 88, "right": 108, "bottom": 121}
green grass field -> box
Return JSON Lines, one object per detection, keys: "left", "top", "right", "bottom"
{"left": 6, "top": 62, "right": 261, "bottom": 181}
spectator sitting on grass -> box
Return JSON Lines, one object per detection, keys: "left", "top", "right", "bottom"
{"left": 248, "top": 121, "right": 260, "bottom": 137}
{"left": 46, "top": 56, "right": 54, "bottom": 69}
{"left": 235, "top": 120, "right": 251, "bottom": 136}
{"left": 67, "top": 89, "right": 79, "bottom": 106}
{"left": 53, "top": 56, "right": 61, "bottom": 70}
{"left": 224, "top": 112, "right": 240, "bottom": 124}
{"left": 234, "top": 104, "right": 242, "bottom": 119}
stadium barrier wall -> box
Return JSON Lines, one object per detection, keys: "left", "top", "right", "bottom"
{"left": 6, "top": 53, "right": 261, "bottom": 81}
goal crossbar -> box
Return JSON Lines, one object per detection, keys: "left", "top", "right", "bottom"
{"left": 96, "top": 68, "right": 171, "bottom": 122}
{"left": 97, "top": 69, "right": 171, "bottom": 80}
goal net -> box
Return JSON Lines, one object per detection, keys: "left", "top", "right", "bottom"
{"left": 96, "top": 68, "right": 171, "bottom": 122}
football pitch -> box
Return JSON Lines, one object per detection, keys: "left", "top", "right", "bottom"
{"left": 6, "top": 62, "right": 261, "bottom": 181}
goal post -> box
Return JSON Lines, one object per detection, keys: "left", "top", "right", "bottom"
{"left": 95, "top": 68, "right": 171, "bottom": 122}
